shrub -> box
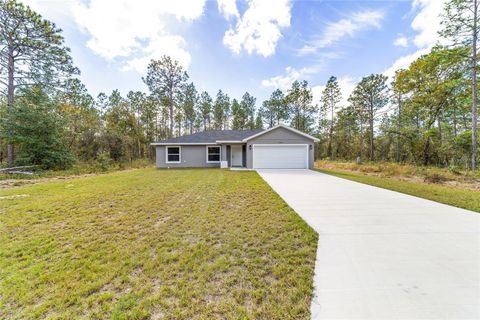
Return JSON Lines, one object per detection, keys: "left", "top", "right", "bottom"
{"left": 1, "top": 88, "right": 75, "bottom": 170}
{"left": 448, "top": 165, "right": 461, "bottom": 175}
{"left": 96, "top": 152, "right": 112, "bottom": 171}
{"left": 424, "top": 173, "right": 445, "bottom": 184}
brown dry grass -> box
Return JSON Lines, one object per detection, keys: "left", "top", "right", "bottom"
{"left": 316, "top": 160, "right": 480, "bottom": 191}
{"left": 316, "top": 160, "right": 480, "bottom": 212}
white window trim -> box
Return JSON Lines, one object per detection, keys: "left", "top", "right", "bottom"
{"left": 166, "top": 146, "right": 181, "bottom": 163}
{"left": 206, "top": 145, "right": 221, "bottom": 163}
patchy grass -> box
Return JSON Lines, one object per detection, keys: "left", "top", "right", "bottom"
{"left": 0, "top": 159, "right": 153, "bottom": 189}
{"left": 0, "top": 168, "right": 317, "bottom": 319}
{"left": 316, "top": 165, "right": 480, "bottom": 213}
{"left": 316, "top": 160, "right": 480, "bottom": 190}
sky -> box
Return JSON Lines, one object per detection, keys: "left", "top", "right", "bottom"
{"left": 24, "top": 0, "right": 446, "bottom": 106}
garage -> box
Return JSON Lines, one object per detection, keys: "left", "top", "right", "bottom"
{"left": 252, "top": 144, "right": 308, "bottom": 169}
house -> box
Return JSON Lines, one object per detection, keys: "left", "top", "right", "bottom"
{"left": 151, "top": 124, "right": 319, "bottom": 169}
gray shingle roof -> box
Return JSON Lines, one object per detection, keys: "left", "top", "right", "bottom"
{"left": 153, "top": 129, "right": 264, "bottom": 144}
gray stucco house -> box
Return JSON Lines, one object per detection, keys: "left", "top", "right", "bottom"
{"left": 151, "top": 125, "right": 319, "bottom": 169}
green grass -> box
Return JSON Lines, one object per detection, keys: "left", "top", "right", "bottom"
{"left": 316, "top": 168, "right": 480, "bottom": 213}
{"left": 0, "top": 168, "right": 318, "bottom": 319}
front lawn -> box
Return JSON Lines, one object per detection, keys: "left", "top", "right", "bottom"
{"left": 0, "top": 168, "right": 317, "bottom": 319}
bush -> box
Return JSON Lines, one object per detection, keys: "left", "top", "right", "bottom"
{"left": 423, "top": 173, "right": 446, "bottom": 184}
{"left": 96, "top": 152, "right": 113, "bottom": 171}
{"left": 1, "top": 87, "right": 75, "bottom": 170}
{"left": 448, "top": 165, "right": 461, "bottom": 175}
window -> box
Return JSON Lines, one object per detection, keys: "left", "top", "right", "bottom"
{"left": 207, "top": 146, "right": 221, "bottom": 163}
{"left": 166, "top": 146, "right": 181, "bottom": 163}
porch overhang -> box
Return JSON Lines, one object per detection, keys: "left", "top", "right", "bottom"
{"left": 150, "top": 142, "right": 218, "bottom": 146}
{"left": 215, "top": 140, "right": 244, "bottom": 144}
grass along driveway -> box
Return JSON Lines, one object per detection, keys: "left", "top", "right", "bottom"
{"left": 0, "top": 168, "right": 317, "bottom": 319}
{"left": 316, "top": 167, "right": 480, "bottom": 213}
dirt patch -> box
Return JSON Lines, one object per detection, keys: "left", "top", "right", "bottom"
{"left": 0, "top": 173, "right": 102, "bottom": 190}
{"left": 0, "top": 194, "right": 30, "bottom": 200}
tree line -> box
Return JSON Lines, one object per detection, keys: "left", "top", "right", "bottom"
{"left": 0, "top": 0, "right": 478, "bottom": 170}
{"left": 316, "top": 0, "right": 479, "bottom": 170}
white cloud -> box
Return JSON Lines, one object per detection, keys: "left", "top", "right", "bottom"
{"left": 261, "top": 67, "right": 356, "bottom": 106}
{"left": 122, "top": 36, "right": 192, "bottom": 73}
{"left": 299, "top": 9, "right": 384, "bottom": 55}
{"left": 384, "top": 0, "right": 446, "bottom": 79}
{"left": 411, "top": 0, "right": 445, "bottom": 48}
{"left": 261, "top": 68, "right": 357, "bottom": 120}
{"left": 261, "top": 66, "right": 317, "bottom": 90}
{"left": 217, "top": 0, "right": 239, "bottom": 19}
{"left": 72, "top": 0, "right": 206, "bottom": 72}
{"left": 222, "top": 0, "right": 292, "bottom": 57}
{"left": 394, "top": 35, "right": 409, "bottom": 47}
{"left": 312, "top": 76, "right": 357, "bottom": 108}
{"left": 383, "top": 48, "right": 430, "bottom": 79}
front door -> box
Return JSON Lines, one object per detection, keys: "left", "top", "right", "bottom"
{"left": 231, "top": 145, "right": 243, "bottom": 167}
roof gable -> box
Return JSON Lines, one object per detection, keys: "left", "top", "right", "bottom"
{"left": 242, "top": 125, "right": 319, "bottom": 142}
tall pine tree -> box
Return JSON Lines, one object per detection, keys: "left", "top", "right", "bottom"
{"left": 0, "top": 0, "right": 77, "bottom": 165}
{"left": 320, "top": 76, "right": 342, "bottom": 158}
{"left": 440, "top": 0, "right": 480, "bottom": 169}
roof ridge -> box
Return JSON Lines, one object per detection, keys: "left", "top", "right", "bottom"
{"left": 151, "top": 128, "right": 265, "bottom": 144}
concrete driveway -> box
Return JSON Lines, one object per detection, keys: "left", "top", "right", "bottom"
{"left": 257, "top": 169, "right": 480, "bottom": 320}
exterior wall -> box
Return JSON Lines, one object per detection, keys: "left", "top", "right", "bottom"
{"left": 226, "top": 145, "right": 231, "bottom": 167}
{"left": 155, "top": 145, "right": 221, "bottom": 168}
{"left": 246, "top": 127, "right": 315, "bottom": 169}
{"left": 221, "top": 144, "right": 227, "bottom": 161}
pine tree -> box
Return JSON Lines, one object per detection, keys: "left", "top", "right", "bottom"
{"left": 286, "top": 80, "right": 316, "bottom": 133}
{"left": 255, "top": 114, "right": 263, "bottom": 129}
{"left": 143, "top": 56, "right": 188, "bottom": 138}
{"left": 440, "top": 0, "right": 480, "bottom": 169}
{"left": 231, "top": 98, "right": 244, "bottom": 129}
{"left": 181, "top": 82, "right": 198, "bottom": 134}
{"left": 213, "top": 90, "right": 229, "bottom": 130}
{"left": 0, "top": 0, "right": 77, "bottom": 165}
{"left": 348, "top": 74, "right": 389, "bottom": 161}
{"left": 198, "top": 91, "right": 212, "bottom": 130}
{"left": 240, "top": 92, "right": 256, "bottom": 129}
{"left": 260, "top": 89, "right": 288, "bottom": 128}
{"left": 320, "top": 76, "right": 342, "bottom": 158}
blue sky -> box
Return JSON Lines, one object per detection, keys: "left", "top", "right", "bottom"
{"left": 25, "top": 0, "right": 445, "bottom": 105}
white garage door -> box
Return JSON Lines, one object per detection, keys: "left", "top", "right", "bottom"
{"left": 253, "top": 144, "right": 308, "bottom": 169}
